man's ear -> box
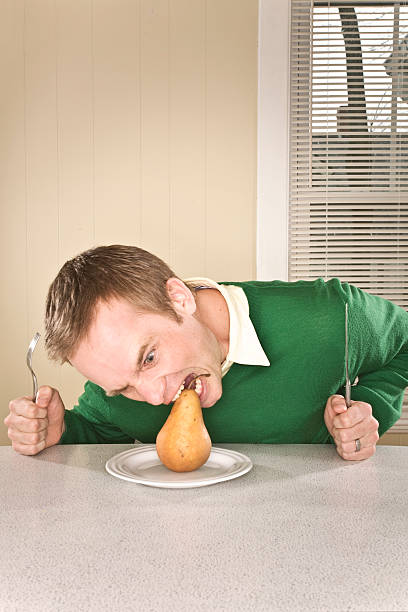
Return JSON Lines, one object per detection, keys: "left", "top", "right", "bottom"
{"left": 166, "top": 277, "right": 197, "bottom": 316}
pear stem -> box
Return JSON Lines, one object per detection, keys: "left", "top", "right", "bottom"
{"left": 186, "top": 373, "right": 210, "bottom": 390}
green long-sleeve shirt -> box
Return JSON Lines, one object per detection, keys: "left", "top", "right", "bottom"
{"left": 60, "top": 278, "right": 408, "bottom": 445}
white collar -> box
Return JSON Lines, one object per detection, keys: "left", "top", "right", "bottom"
{"left": 185, "top": 277, "right": 270, "bottom": 376}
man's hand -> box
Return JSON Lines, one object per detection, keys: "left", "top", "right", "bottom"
{"left": 5, "top": 386, "right": 65, "bottom": 456}
{"left": 324, "top": 394, "right": 379, "bottom": 461}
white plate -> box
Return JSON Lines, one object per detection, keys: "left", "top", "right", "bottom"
{"left": 105, "top": 444, "right": 253, "bottom": 489}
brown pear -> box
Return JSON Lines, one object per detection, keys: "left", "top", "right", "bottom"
{"left": 156, "top": 380, "right": 212, "bottom": 472}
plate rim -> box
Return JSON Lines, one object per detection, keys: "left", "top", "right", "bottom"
{"left": 105, "top": 444, "right": 253, "bottom": 489}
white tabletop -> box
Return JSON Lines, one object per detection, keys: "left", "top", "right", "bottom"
{"left": 1, "top": 443, "right": 407, "bottom": 612}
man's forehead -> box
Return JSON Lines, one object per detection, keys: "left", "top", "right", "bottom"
{"left": 92, "top": 297, "right": 153, "bottom": 324}
{"left": 71, "top": 300, "right": 155, "bottom": 372}
{"left": 90, "top": 297, "right": 176, "bottom": 337}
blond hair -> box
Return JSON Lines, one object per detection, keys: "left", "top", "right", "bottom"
{"left": 45, "top": 244, "right": 184, "bottom": 363}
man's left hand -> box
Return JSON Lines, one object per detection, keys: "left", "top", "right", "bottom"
{"left": 324, "top": 394, "right": 379, "bottom": 461}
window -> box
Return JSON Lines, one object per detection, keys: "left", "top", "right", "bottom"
{"left": 289, "top": 0, "right": 408, "bottom": 430}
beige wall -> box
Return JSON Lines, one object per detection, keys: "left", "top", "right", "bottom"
{"left": 0, "top": 0, "right": 258, "bottom": 445}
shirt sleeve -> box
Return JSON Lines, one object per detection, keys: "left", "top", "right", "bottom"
{"left": 340, "top": 282, "right": 408, "bottom": 436}
{"left": 59, "top": 381, "right": 134, "bottom": 445}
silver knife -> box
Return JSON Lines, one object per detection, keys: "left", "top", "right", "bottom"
{"left": 344, "top": 303, "right": 351, "bottom": 408}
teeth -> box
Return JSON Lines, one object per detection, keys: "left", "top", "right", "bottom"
{"left": 171, "top": 383, "right": 184, "bottom": 402}
{"left": 171, "top": 376, "right": 204, "bottom": 402}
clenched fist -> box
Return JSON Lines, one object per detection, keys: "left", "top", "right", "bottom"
{"left": 5, "top": 386, "right": 65, "bottom": 455}
{"left": 324, "top": 394, "right": 379, "bottom": 461}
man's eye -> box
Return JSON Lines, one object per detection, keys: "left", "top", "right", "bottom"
{"left": 144, "top": 350, "right": 155, "bottom": 366}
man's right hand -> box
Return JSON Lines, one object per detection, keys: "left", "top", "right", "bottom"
{"left": 5, "top": 386, "right": 65, "bottom": 455}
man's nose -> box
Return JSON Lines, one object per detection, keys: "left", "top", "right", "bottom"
{"left": 137, "top": 378, "right": 165, "bottom": 405}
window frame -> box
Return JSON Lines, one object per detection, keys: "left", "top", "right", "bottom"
{"left": 257, "top": 0, "right": 290, "bottom": 282}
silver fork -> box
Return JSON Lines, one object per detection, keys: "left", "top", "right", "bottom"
{"left": 26, "top": 332, "right": 41, "bottom": 402}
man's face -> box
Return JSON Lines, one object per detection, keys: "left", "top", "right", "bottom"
{"left": 70, "top": 291, "right": 224, "bottom": 408}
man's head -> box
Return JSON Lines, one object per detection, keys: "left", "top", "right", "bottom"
{"left": 45, "top": 244, "right": 225, "bottom": 407}
{"left": 45, "top": 244, "right": 184, "bottom": 364}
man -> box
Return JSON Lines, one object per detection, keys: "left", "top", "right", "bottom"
{"left": 5, "top": 245, "right": 408, "bottom": 461}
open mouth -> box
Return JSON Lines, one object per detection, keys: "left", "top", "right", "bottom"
{"left": 171, "top": 373, "right": 204, "bottom": 402}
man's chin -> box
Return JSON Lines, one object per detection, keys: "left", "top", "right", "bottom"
{"left": 202, "top": 388, "right": 222, "bottom": 408}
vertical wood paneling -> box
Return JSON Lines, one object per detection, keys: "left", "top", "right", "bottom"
{"left": 169, "top": 0, "right": 206, "bottom": 276}
{"left": 206, "top": 0, "right": 258, "bottom": 280}
{"left": 93, "top": 0, "right": 141, "bottom": 245}
{"left": 0, "top": 0, "right": 28, "bottom": 413}
{"left": 56, "top": 0, "right": 94, "bottom": 264}
{"left": 140, "top": 0, "right": 171, "bottom": 263}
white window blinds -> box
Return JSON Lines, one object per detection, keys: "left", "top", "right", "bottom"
{"left": 289, "top": 0, "right": 408, "bottom": 431}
